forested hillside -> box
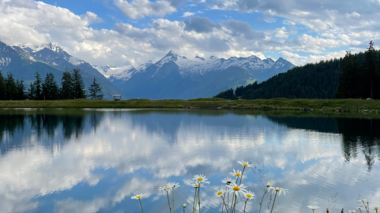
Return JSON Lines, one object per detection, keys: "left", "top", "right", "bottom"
{"left": 215, "top": 42, "right": 380, "bottom": 100}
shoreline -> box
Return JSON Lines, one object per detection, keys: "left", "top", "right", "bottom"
{"left": 0, "top": 98, "right": 379, "bottom": 112}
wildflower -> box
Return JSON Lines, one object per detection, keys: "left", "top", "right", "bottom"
{"left": 244, "top": 191, "right": 255, "bottom": 200}
{"left": 183, "top": 204, "right": 187, "bottom": 208}
{"left": 131, "top": 194, "right": 146, "bottom": 199}
{"left": 193, "top": 174, "right": 209, "bottom": 184}
{"left": 272, "top": 187, "right": 288, "bottom": 196}
{"left": 267, "top": 182, "right": 273, "bottom": 188}
{"left": 230, "top": 169, "right": 247, "bottom": 179}
{"left": 238, "top": 161, "right": 253, "bottom": 168}
{"left": 357, "top": 207, "right": 361, "bottom": 210}
{"left": 375, "top": 206, "right": 379, "bottom": 210}
{"left": 214, "top": 188, "right": 225, "bottom": 197}
{"left": 348, "top": 210, "right": 356, "bottom": 213}
{"left": 308, "top": 205, "right": 319, "bottom": 210}
{"left": 131, "top": 194, "right": 146, "bottom": 213}
{"left": 168, "top": 182, "right": 180, "bottom": 190}
{"left": 158, "top": 185, "right": 171, "bottom": 194}
{"left": 222, "top": 177, "right": 233, "bottom": 185}
{"left": 186, "top": 182, "right": 200, "bottom": 188}
{"left": 227, "top": 182, "right": 248, "bottom": 197}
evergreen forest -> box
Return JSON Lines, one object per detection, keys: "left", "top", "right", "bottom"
{"left": 0, "top": 69, "right": 103, "bottom": 101}
{"left": 215, "top": 41, "right": 380, "bottom": 100}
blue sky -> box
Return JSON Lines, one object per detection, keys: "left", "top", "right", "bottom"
{"left": 0, "top": 0, "right": 379, "bottom": 67}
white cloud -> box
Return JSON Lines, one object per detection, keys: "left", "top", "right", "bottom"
{"left": 113, "top": 0, "right": 177, "bottom": 19}
{"left": 182, "top": 12, "right": 195, "bottom": 17}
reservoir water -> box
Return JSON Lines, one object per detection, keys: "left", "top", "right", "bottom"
{"left": 0, "top": 109, "right": 379, "bottom": 213}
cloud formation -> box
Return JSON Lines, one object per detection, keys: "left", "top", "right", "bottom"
{"left": 0, "top": 0, "right": 379, "bottom": 67}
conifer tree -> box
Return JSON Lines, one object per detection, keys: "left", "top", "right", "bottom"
{"left": 61, "top": 71, "right": 74, "bottom": 99}
{"left": 72, "top": 68, "right": 86, "bottom": 99}
{"left": 15, "top": 79, "right": 26, "bottom": 100}
{"left": 0, "top": 70, "right": 5, "bottom": 100}
{"left": 363, "top": 41, "right": 377, "bottom": 99}
{"left": 43, "top": 73, "right": 59, "bottom": 100}
{"left": 28, "top": 82, "right": 36, "bottom": 100}
{"left": 5, "top": 72, "right": 17, "bottom": 100}
{"left": 88, "top": 78, "right": 104, "bottom": 100}
{"left": 33, "top": 72, "right": 43, "bottom": 100}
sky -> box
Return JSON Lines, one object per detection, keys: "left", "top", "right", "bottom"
{"left": 0, "top": 0, "right": 380, "bottom": 67}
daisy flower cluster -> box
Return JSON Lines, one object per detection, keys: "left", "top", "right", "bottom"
{"left": 130, "top": 160, "right": 290, "bottom": 213}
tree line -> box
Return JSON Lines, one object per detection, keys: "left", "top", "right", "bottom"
{"left": 0, "top": 69, "right": 104, "bottom": 100}
{"left": 214, "top": 41, "right": 380, "bottom": 100}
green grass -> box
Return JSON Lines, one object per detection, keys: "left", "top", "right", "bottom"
{"left": 0, "top": 98, "right": 379, "bottom": 113}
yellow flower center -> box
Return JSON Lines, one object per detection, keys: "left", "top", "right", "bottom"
{"left": 243, "top": 163, "right": 248, "bottom": 166}
{"left": 246, "top": 194, "right": 252, "bottom": 198}
{"left": 367, "top": 201, "right": 370, "bottom": 204}
{"left": 136, "top": 195, "right": 141, "bottom": 199}
{"left": 375, "top": 207, "right": 378, "bottom": 210}
{"left": 365, "top": 205, "right": 368, "bottom": 208}
{"left": 198, "top": 178, "right": 203, "bottom": 181}
{"left": 361, "top": 199, "right": 364, "bottom": 202}
{"left": 276, "top": 188, "right": 281, "bottom": 191}
{"left": 195, "top": 184, "right": 199, "bottom": 187}
{"left": 236, "top": 173, "right": 241, "bottom": 176}
{"left": 165, "top": 186, "right": 168, "bottom": 189}
{"left": 218, "top": 191, "right": 223, "bottom": 195}
{"left": 233, "top": 186, "right": 240, "bottom": 191}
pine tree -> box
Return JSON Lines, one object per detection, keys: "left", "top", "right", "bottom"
{"left": 363, "top": 41, "right": 377, "bottom": 99}
{"left": 15, "top": 79, "right": 26, "bottom": 100}
{"left": 43, "top": 73, "right": 59, "bottom": 100}
{"left": 0, "top": 70, "right": 5, "bottom": 100}
{"left": 28, "top": 82, "right": 36, "bottom": 100}
{"left": 33, "top": 72, "right": 43, "bottom": 100}
{"left": 5, "top": 72, "right": 17, "bottom": 100}
{"left": 61, "top": 71, "right": 73, "bottom": 99}
{"left": 88, "top": 78, "right": 104, "bottom": 100}
{"left": 72, "top": 68, "right": 86, "bottom": 99}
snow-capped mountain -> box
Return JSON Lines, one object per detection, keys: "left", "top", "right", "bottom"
{"left": 0, "top": 41, "right": 121, "bottom": 99}
{"left": 107, "top": 50, "right": 294, "bottom": 83}
{"left": 108, "top": 50, "right": 295, "bottom": 100}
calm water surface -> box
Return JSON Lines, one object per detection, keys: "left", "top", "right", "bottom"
{"left": 0, "top": 109, "right": 379, "bottom": 213}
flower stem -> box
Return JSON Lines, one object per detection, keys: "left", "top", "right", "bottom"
{"left": 259, "top": 189, "right": 267, "bottom": 213}
{"left": 172, "top": 190, "right": 175, "bottom": 213}
{"left": 239, "top": 166, "right": 246, "bottom": 185}
{"left": 193, "top": 189, "right": 197, "bottom": 213}
{"left": 139, "top": 199, "right": 144, "bottom": 213}
{"left": 243, "top": 199, "right": 248, "bottom": 213}
{"left": 221, "top": 196, "right": 229, "bottom": 213}
{"left": 166, "top": 191, "right": 172, "bottom": 213}
{"left": 270, "top": 191, "right": 278, "bottom": 213}
{"left": 198, "top": 183, "right": 201, "bottom": 213}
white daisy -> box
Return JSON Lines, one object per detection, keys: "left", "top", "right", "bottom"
{"left": 168, "top": 182, "right": 180, "bottom": 190}
{"left": 238, "top": 161, "right": 253, "bottom": 168}
{"left": 308, "top": 205, "right": 319, "bottom": 210}
{"left": 230, "top": 169, "right": 247, "bottom": 179}
{"left": 193, "top": 174, "right": 209, "bottom": 184}
{"left": 131, "top": 194, "right": 146, "bottom": 199}
{"left": 357, "top": 207, "right": 362, "bottom": 210}
{"left": 227, "top": 182, "right": 248, "bottom": 197}
{"left": 222, "top": 177, "right": 234, "bottom": 185}
{"left": 158, "top": 185, "right": 171, "bottom": 194}
{"left": 244, "top": 191, "right": 255, "bottom": 200}
{"left": 348, "top": 210, "right": 356, "bottom": 213}
{"left": 266, "top": 182, "right": 273, "bottom": 188}
{"left": 272, "top": 187, "right": 288, "bottom": 196}
{"left": 186, "top": 182, "right": 201, "bottom": 188}
{"left": 214, "top": 188, "right": 225, "bottom": 197}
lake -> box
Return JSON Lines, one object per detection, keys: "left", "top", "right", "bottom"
{"left": 0, "top": 109, "right": 379, "bottom": 213}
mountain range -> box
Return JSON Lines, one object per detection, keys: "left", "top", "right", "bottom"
{"left": 0, "top": 41, "right": 120, "bottom": 99}
{"left": 0, "top": 40, "right": 295, "bottom": 100}
{"left": 102, "top": 51, "right": 295, "bottom": 99}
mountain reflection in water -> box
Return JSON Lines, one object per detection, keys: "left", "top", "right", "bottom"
{"left": 0, "top": 109, "right": 379, "bottom": 213}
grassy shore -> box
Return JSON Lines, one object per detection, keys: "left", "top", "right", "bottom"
{"left": 0, "top": 98, "right": 379, "bottom": 113}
